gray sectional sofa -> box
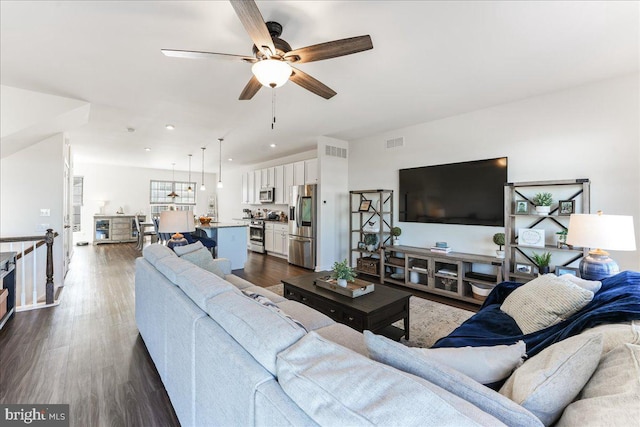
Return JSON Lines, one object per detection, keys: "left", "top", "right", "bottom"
{"left": 135, "top": 243, "right": 640, "bottom": 426}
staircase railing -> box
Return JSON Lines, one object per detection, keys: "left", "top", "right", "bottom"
{"left": 0, "top": 229, "right": 60, "bottom": 311}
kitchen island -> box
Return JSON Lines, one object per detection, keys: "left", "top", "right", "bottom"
{"left": 196, "top": 223, "right": 248, "bottom": 270}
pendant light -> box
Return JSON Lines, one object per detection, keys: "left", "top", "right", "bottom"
{"left": 187, "top": 154, "right": 193, "bottom": 192}
{"left": 217, "top": 138, "right": 224, "bottom": 189}
{"left": 167, "top": 163, "right": 179, "bottom": 199}
{"left": 200, "top": 147, "right": 206, "bottom": 191}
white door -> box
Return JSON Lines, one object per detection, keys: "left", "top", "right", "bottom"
{"left": 63, "top": 156, "right": 72, "bottom": 278}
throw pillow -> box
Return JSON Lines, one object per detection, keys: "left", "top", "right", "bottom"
{"left": 173, "top": 241, "right": 204, "bottom": 256}
{"left": 364, "top": 331, "right": 543, "bottom": 427}
{"left": 278, "top": 331, "right": 507, "bottom": 426}
{"left": 499, "top": 333, "right": 603, "bottom": 426}
{"left": 555, "top": 343, "right": 640, "bottom": 426}
{"left": 417, "top": 341, "right": 526, "bottom": 384}
{"left": 559, "top": 274, "right": 602, "bottom": 293}
{"left": 500, "top": 274, "right": 594, "bottom": 335}
{"left": 179, "top": 247, "right": 225, "bottom": 278}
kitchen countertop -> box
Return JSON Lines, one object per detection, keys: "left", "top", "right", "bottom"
{"left": 196, "top": 223, "right": 248, "bottom": 229}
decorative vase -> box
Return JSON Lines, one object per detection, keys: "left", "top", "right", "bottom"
{"left": 496, "top": 250, "right": 505, "bottom": 259}
{"left": 535, "top": 206, "right": 551, "bottom": 216}
{"left": 367, "top": 245, "right": 376, "bottom": 252}
{"left": 393, "top": 237, "right": 400, "bottom": 246}
{"left": 337, "top": 278, "right": 348, "bottom": 288}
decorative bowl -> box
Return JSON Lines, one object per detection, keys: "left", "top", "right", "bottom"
{"left": 199, "top": 216, "right": 212, "bottom": 225}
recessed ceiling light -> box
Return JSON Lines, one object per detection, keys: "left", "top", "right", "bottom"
{"left": 165, "top": 124, "right": 175, "bottom": 130}
{"left": 228, "top": 158, "right": 233, "bottom": 162}
{"left": 144, "top": 147, "right": 151, "bottom": 152}
{"left": 269, "top": 143, "right": 277, "bottom": 148}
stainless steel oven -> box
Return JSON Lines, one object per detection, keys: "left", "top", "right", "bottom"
{"left": 249, "top": 219, "right": 265, "bottom": 253}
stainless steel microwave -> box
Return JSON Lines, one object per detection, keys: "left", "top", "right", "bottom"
{"left": 259, "top": 187, "right": 274, "bottom": 203}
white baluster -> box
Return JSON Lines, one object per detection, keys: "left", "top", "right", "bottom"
{"left": 21, "top": 242, "right": 26, "bottom": 306}
{"left": 32, "top": 241, "right": 37, "bottom": 306}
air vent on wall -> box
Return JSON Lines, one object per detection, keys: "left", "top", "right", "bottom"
{"left": 325, "top": 145, "right": 347, "bottom": 158}
{"left": 386, "top": 137, "right": 404, "bottom": 149}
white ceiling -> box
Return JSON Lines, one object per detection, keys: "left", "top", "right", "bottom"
{"left": 1, "top": 1, "right": 638, "bottom": 172}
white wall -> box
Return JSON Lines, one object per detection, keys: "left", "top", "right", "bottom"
{"left": 73, "top": 161, "right": 218, "bottom": 243}
{"left": 317, "top": 136, "right": 349, "bottom": 271}
{"left": 0, "top": 133, "right": 66, "bottom": 286}
{"left": 349, "top": 74, "right": 640, "bottom": 271}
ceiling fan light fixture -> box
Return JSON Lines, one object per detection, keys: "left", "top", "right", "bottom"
{"left": 252, "top": 59, "right": 292, "bottom": 88}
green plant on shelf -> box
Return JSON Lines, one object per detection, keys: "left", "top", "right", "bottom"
{"left": 391, "top": 227, "right": 402, "bottom": 237}
{"left": 532, "top": 192, "right": 553, "bottom": 206}
{"left": 331, "top": 259, "right": 357, "bottom": 281}
{"left": 492, "top": 233, "right": 505, "bottom": 251}
{"left": 531, "top": 251, "right": 552, "bottom": 267}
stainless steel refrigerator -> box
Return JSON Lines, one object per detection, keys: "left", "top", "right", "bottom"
{"left": 288, "top": 184, "right": 317, "bottom": 269}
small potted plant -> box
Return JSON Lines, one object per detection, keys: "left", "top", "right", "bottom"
{"left": 532, "top": 192, "right": 553, "bottom": 216}
{"left": 493, "top": 232, "right": 505, "bottom": 258}
{"left": 331, "top": 259, "right": 357, "bottom": 287}
{"left": 556, "top": 230, "right": 570, "bottom": 249}
{"left": 391, "top": 227, "right": 402, "bottom": 245}
{"left": 364, "top": 233, "right": 378, "bottom": 252}
{"left": 531, "top": 251, "right": 552, "bottom": 275}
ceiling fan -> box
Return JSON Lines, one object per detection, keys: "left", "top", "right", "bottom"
{"left": 161, "top": 0, "right": 373, "bottom": 100}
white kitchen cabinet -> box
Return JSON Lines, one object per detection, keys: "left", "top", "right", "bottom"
{"left": 253, "top": 170, "right": 262, "bottom": 203}
{"left": 247, "top": 171, "right": 255, "bottom": 205}
{"left": 241, "top": 172, "right": 249, "bottom": 204}
{"left": 274, "top": 223, "right": 288, "bottom": 255}
{"left": 304, "top": 158, "right": 318, "bottom": 184}
{"left": 265, "top": 222, "right": 275, "bottom": 252}
{"left": 283, "top": 163, "right": 294, "bottom": 205}
{"left": 274, "top": 165, "right": 285, "bottom": 204}
{"left": 293, "top": 161, "right": 305, "bottom": 186}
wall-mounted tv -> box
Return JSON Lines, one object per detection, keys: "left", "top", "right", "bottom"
{"left": 399, "top": 157, "right": 507, "bottom": 226}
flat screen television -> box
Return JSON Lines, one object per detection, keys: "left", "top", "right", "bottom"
{"left": 399, "top": 157, "right": 507, "bottom": 226}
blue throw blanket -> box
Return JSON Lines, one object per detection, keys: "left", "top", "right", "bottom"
{"left": 432, "top": 271, "right": 640, "bottom": 357}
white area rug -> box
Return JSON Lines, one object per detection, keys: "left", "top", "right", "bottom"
{"left": 266, "top": 283, "right": 474, "bottom": 348}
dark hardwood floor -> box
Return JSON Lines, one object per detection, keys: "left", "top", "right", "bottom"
{"left": 0, "top": 243, "right": 476, "bottom": 427}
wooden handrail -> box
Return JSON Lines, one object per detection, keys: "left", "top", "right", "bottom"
{"left": 0, "top": 232, "right": 59, "bottom": 261}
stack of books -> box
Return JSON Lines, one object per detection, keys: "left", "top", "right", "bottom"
{"left": 431, "top": 242, "right": 452, "bottom": 253}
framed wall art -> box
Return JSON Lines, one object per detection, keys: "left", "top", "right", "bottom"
{"left": 358, "top": 200, "right": 371, "bottom": 212}
{"left": 558, "top": 200, "right": 575, "bottom": 216}
{"left": 518, "top": 228, "right": 545, "bottom": 247}
{"left": 515, "top": 200, "right": 529, "bottom": 215}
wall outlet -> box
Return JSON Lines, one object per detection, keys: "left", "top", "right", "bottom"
{"left": 40, "top": 208, "right": 50, "bottom": 217}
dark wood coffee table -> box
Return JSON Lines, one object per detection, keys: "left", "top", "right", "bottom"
{"left": 282, "top": 271, "right": 411, "bottom": 341}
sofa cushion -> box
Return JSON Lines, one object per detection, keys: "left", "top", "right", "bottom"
{"left": 244, "top": 285, "right": 286, "bottom": 303}
{"left": 364, "top": 331, "right": 542, "bottom": 427}
{"left": 579, "top": 320, "right": 640, "bottom": 354}
{"left": 173, "top": 241, "right": 204, "bottom": 256}
{"left": 224, "top": 274, "right": 254, "bottom": 290}
{"left": 315, "top": 323, "right": 368, "bottom": 356}
{"left": 205, "top": 291, "right": 306, "bottom": 375}
{"left": 175, "top": 266, "right": 239, "bottom": 311}
{"left": 179, "top": 247, "right": 226, "bottom": 278}
{"left": 143, "top": 243, "right": 176, "bottom": 265}
{"left": 556, "top": 343, "right": 640, "bottom": 426}
{"left": 499, "top": 333, "right": 603, "bottom": 426}
{"left": 277, "top": 331, "right": 507, "bottom": 427}
{"left": 500, "top": 274, "right": 594, "bottom": 335}
{"left": 276, "top": 300, "right": 334, "bottom": 331}
{"left": 155, "top": 255, "right": 196, "bottom": 284}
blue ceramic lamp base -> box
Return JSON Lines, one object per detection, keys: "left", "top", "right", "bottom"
{"left": 579, "top": 251, "right": 619, "bottom": 281}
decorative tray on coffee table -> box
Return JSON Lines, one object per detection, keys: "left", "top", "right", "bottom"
{"left": 314, "top": 276, "right": 375, "bottom": 298}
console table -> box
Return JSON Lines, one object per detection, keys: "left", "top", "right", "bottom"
{"left": 282, "top": 271, "right": 411, "bottom": 341}
{"left": 94, "top": 215, "right": 145, "bottom": 244}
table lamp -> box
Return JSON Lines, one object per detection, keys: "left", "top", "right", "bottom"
{"left": 566, "top": 211, "right": 636, "bottom": 280}
{"left": 159, "top": 210, "right": 195, "bottom": 250}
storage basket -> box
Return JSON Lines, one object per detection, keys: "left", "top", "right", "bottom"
{"left": 357, "top": 257, "right": 379, "bottom": 275}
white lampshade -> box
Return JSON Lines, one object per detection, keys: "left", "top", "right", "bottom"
{"left": 252, "top": 59, "right": 292, "bottom": 88}
{"left": 158, "top": 210, "right": 195, "bottom": 234}
{"left": 566, "top": 213, "right": 636, "bottom": 251}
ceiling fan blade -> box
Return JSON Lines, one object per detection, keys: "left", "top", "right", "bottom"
{"left": 289, "top": 67, "right": 337, "bottom": 99}
{"left": 239, "top": 75, "right": 262, "bottom": 100}
{"left": 284, "top": 35, "right": 373, "bottom": 64}
{"left": 162, "top": 49, "right": 256, "bottom": 63}
{"left": 230, "top": 0, "right": 276, "bottom": 57}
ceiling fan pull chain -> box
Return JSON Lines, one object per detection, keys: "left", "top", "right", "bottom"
{"left": 271, "top": 88, "right": 276, "bottom": 130}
